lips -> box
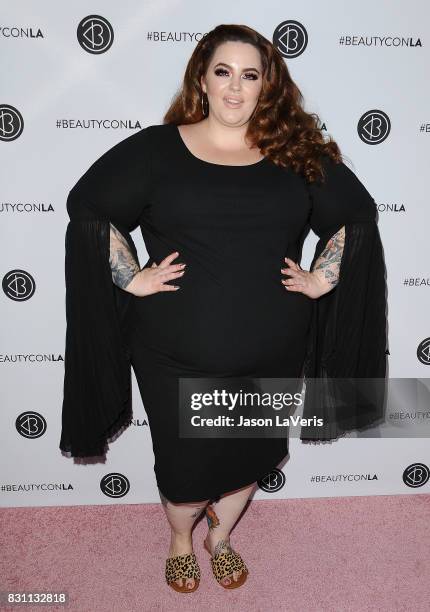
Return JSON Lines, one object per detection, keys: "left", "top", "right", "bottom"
{"left": 223, "top": 97, "right": 243, "bottom": 107}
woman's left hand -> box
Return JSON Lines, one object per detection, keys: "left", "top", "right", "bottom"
{"left": 281, "top": 257, "right": 333, "bottom": 300}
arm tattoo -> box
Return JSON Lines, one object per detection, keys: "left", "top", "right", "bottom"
{"left": 312, "top": 225, "right": 345, "bottom": 288}
{"left": 109, "top": 223, "right": 140, "bottom": 289}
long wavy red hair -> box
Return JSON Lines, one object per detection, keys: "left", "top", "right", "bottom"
{"left": 163, "top": 24, "right": 343, "bottom": 184}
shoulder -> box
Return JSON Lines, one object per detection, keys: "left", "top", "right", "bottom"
{"left": 316, "top": 155, "right": 372, "bottom": 194}
{"left": 307, "top": 154, "right": 377, "bottom": 226}
{"left": 87, "top": 123, "right": 171, "bottom": 165}
{"left": 69, "top": 125, "right": 168, "bottom": 196}
{"left": 96, "top": 123, "right": 173, "bottom": 162}
{"left": 310, "top": 155, "right": 375, "bottom": 204}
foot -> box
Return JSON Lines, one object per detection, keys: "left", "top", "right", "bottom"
{"left": 204, "top": 533, "right": 244, "bottom": 586}
{"left": 168, "top": 534, "right": 197, "bottom": 591}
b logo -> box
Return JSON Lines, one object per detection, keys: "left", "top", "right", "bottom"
{"left": 417, "top": 338, "right": 430, "bottom": 365}
{"left": 100, "top": 473, "right": 130, "bottom": 498}
{"left": 16, "top": 412, "right": 47, "bottom": 440}
{"left": 273, "top": 20, "right": 308, "bottom": 58}
{"left": 358, "top": 110, "right": 391, "bottom": 145}
{"left": 2, "top": 270, "right": 36, "bottom": 301}
{"left": 258, "top": 467, "right": 286, "bottom": 493}
{"left": 77, "top": 15, "right": 114, "bottom": 54}
{"left": 0, "top": 105, "right": 24, "bottom": 141}
{"left": 402, "top": 463, "right": 429, "bottom": 488}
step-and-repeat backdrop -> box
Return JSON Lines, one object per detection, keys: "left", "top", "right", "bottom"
{"left": 2, "top": 1, "right": 429, "bottom": 507}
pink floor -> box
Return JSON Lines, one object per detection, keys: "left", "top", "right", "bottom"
{"left": 1, "top": 494, "right": 429, "bottom": 611}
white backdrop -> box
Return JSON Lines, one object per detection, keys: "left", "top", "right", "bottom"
{"left": 1, "top": 1, "right": 429, "bottom": 507}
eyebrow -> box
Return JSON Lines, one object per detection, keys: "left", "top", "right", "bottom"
{"left": 213, "top": 62, "right": 260, "bottom": 74}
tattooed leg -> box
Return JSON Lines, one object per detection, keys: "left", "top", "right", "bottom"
{"left": 205, "top": 504, "right": 240, "bottom": 586}
{"left": 159, "top": 490, "right": 210, "bottom": 589}
{"left": 204, "top": 484, "right": 255, "bottom": 584}
{"left": 312, "top": 225, "right": 345, "bottom": 288}
{"left": 109, "top": 222, "right": 140, "bottom": 290}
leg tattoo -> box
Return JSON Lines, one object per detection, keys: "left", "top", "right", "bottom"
{"left": 205, "top": 503, "right": 220, "bottom": 530}
{"left": 190, "top": 506, "right": 204, "bottom": 518}
{"left": 213, "top": 539, "right": 234, "bottom": 556}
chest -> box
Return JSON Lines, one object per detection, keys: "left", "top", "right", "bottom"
{"left": 147, "top": 160, "right": 312, "bottom": 241}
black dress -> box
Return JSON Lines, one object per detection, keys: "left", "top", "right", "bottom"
{"left": 59, "top": 123, "right": 388, "bottom": 503}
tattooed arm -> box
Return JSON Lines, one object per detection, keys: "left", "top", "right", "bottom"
{"left": 109, "top": 223, "right": 141, "bottom": 292}
{"left": 311, "top": 225, "right": 345, "bottom": 291}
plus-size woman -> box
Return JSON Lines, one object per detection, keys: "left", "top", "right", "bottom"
{"left": 60, "top": 24, "right": 388, "bottom": 592}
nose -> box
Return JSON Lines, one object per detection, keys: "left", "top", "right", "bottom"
{"left": 228, "top": 84, "right": 241, "bottom": 96}
{"left": 229, "top": 74, "right": 242, "bottom": 92}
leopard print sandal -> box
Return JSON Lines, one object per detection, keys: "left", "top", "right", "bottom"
{"left": 203, "top": 539, "right": 249, "bottom": 589}
{"left": 165, "top": 551, "right": 201, "bottom": 593}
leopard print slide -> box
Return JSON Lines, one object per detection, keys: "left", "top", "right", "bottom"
{"left": 203, "top": 539, "right": 249, "bottom": 589}
{"left": 165, "top": 551, "right": 201, "bottom": 593}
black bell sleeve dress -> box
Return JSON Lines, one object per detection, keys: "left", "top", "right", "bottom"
{"left": 60, "top": 123, "right": 388, "bottom": 502}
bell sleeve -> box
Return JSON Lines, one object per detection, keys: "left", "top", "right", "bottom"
{"left": 59, "top": 127, "right": 152, "bottom": 458}
{"left": 299, "top": 155, "right": 389, "bottom": 442}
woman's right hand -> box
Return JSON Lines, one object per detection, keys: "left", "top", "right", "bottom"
{"left": 125, "top": 251, "right": 186, "bottom": 297}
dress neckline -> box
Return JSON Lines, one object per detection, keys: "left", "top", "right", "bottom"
{"left": 173, "top": 124, "right": 267, "bottom": 168}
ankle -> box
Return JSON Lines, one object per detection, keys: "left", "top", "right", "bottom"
{"left": 205, "top": 532, "right": 232, "bottom": 555}
{"left": 171, "top": 530, "right": 192, "bottom": 540}
{"left": 206, "top": 530, "right": 230, "bottom": 542}
{"left": 169, "top": 532, "right": 193, "bottom": 556}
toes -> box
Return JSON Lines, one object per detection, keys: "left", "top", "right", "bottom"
{"left": 173, "top": 577, "right": 196, "bottom": 590}
{"left": 221, "top": 570, "right": 243, "bottom": 585}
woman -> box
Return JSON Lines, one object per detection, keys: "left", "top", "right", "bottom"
{"left": 60, "top": 24, "right": 388, "bottom": 592}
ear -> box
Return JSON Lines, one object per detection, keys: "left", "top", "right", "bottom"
{"left": 200, "top": 75, "right": 206, "bottom": 94}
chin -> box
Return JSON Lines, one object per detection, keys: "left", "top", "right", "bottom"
{"left": 218, "top": 112, "right": 250, "bottom": 125}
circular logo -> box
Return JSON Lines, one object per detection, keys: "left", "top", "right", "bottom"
{"left": 417, "top": 338, "right": 430, "bottom": 365}
{"left": 273, "top": 20, "right": 308, "bottom": 58}
{"left": 257, "top": 467, "right": 286, "bottom": 493}
{"left": 2, "top": 270, "right": 36, "bottom": 301}
{"left": 100, "top": 473, "right": 130, "bottom": 498}
{"left": 357, "top": 109, "right": 391, "bottom": 145}
{"left": 0, "top": 104, "right": 24, "bottom": 141}
{"left": 402, "top": 463, "right": 430, "bottom": 488}
{"left": 16, "top": 412, "right": 47, "bottom": 439}
{"left": 77, "top": 15, "right": 114, "bottom": 54}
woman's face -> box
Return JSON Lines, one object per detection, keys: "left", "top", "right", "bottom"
{"left": 200, "top": 41, "right": 263, "bottom": 127}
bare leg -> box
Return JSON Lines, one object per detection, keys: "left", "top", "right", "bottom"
{"left": 160, "top": 489, "right": 209, "bottom": 590}
{"left": 204, "top": 482, "right": 256, "bottom": 586}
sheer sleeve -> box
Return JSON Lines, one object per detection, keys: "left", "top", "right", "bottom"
{"left": 59, "top": 127, "right": 152, "bottom": 458}
{"left": 300, "top": 155, "right": 389, "bottom": 442}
